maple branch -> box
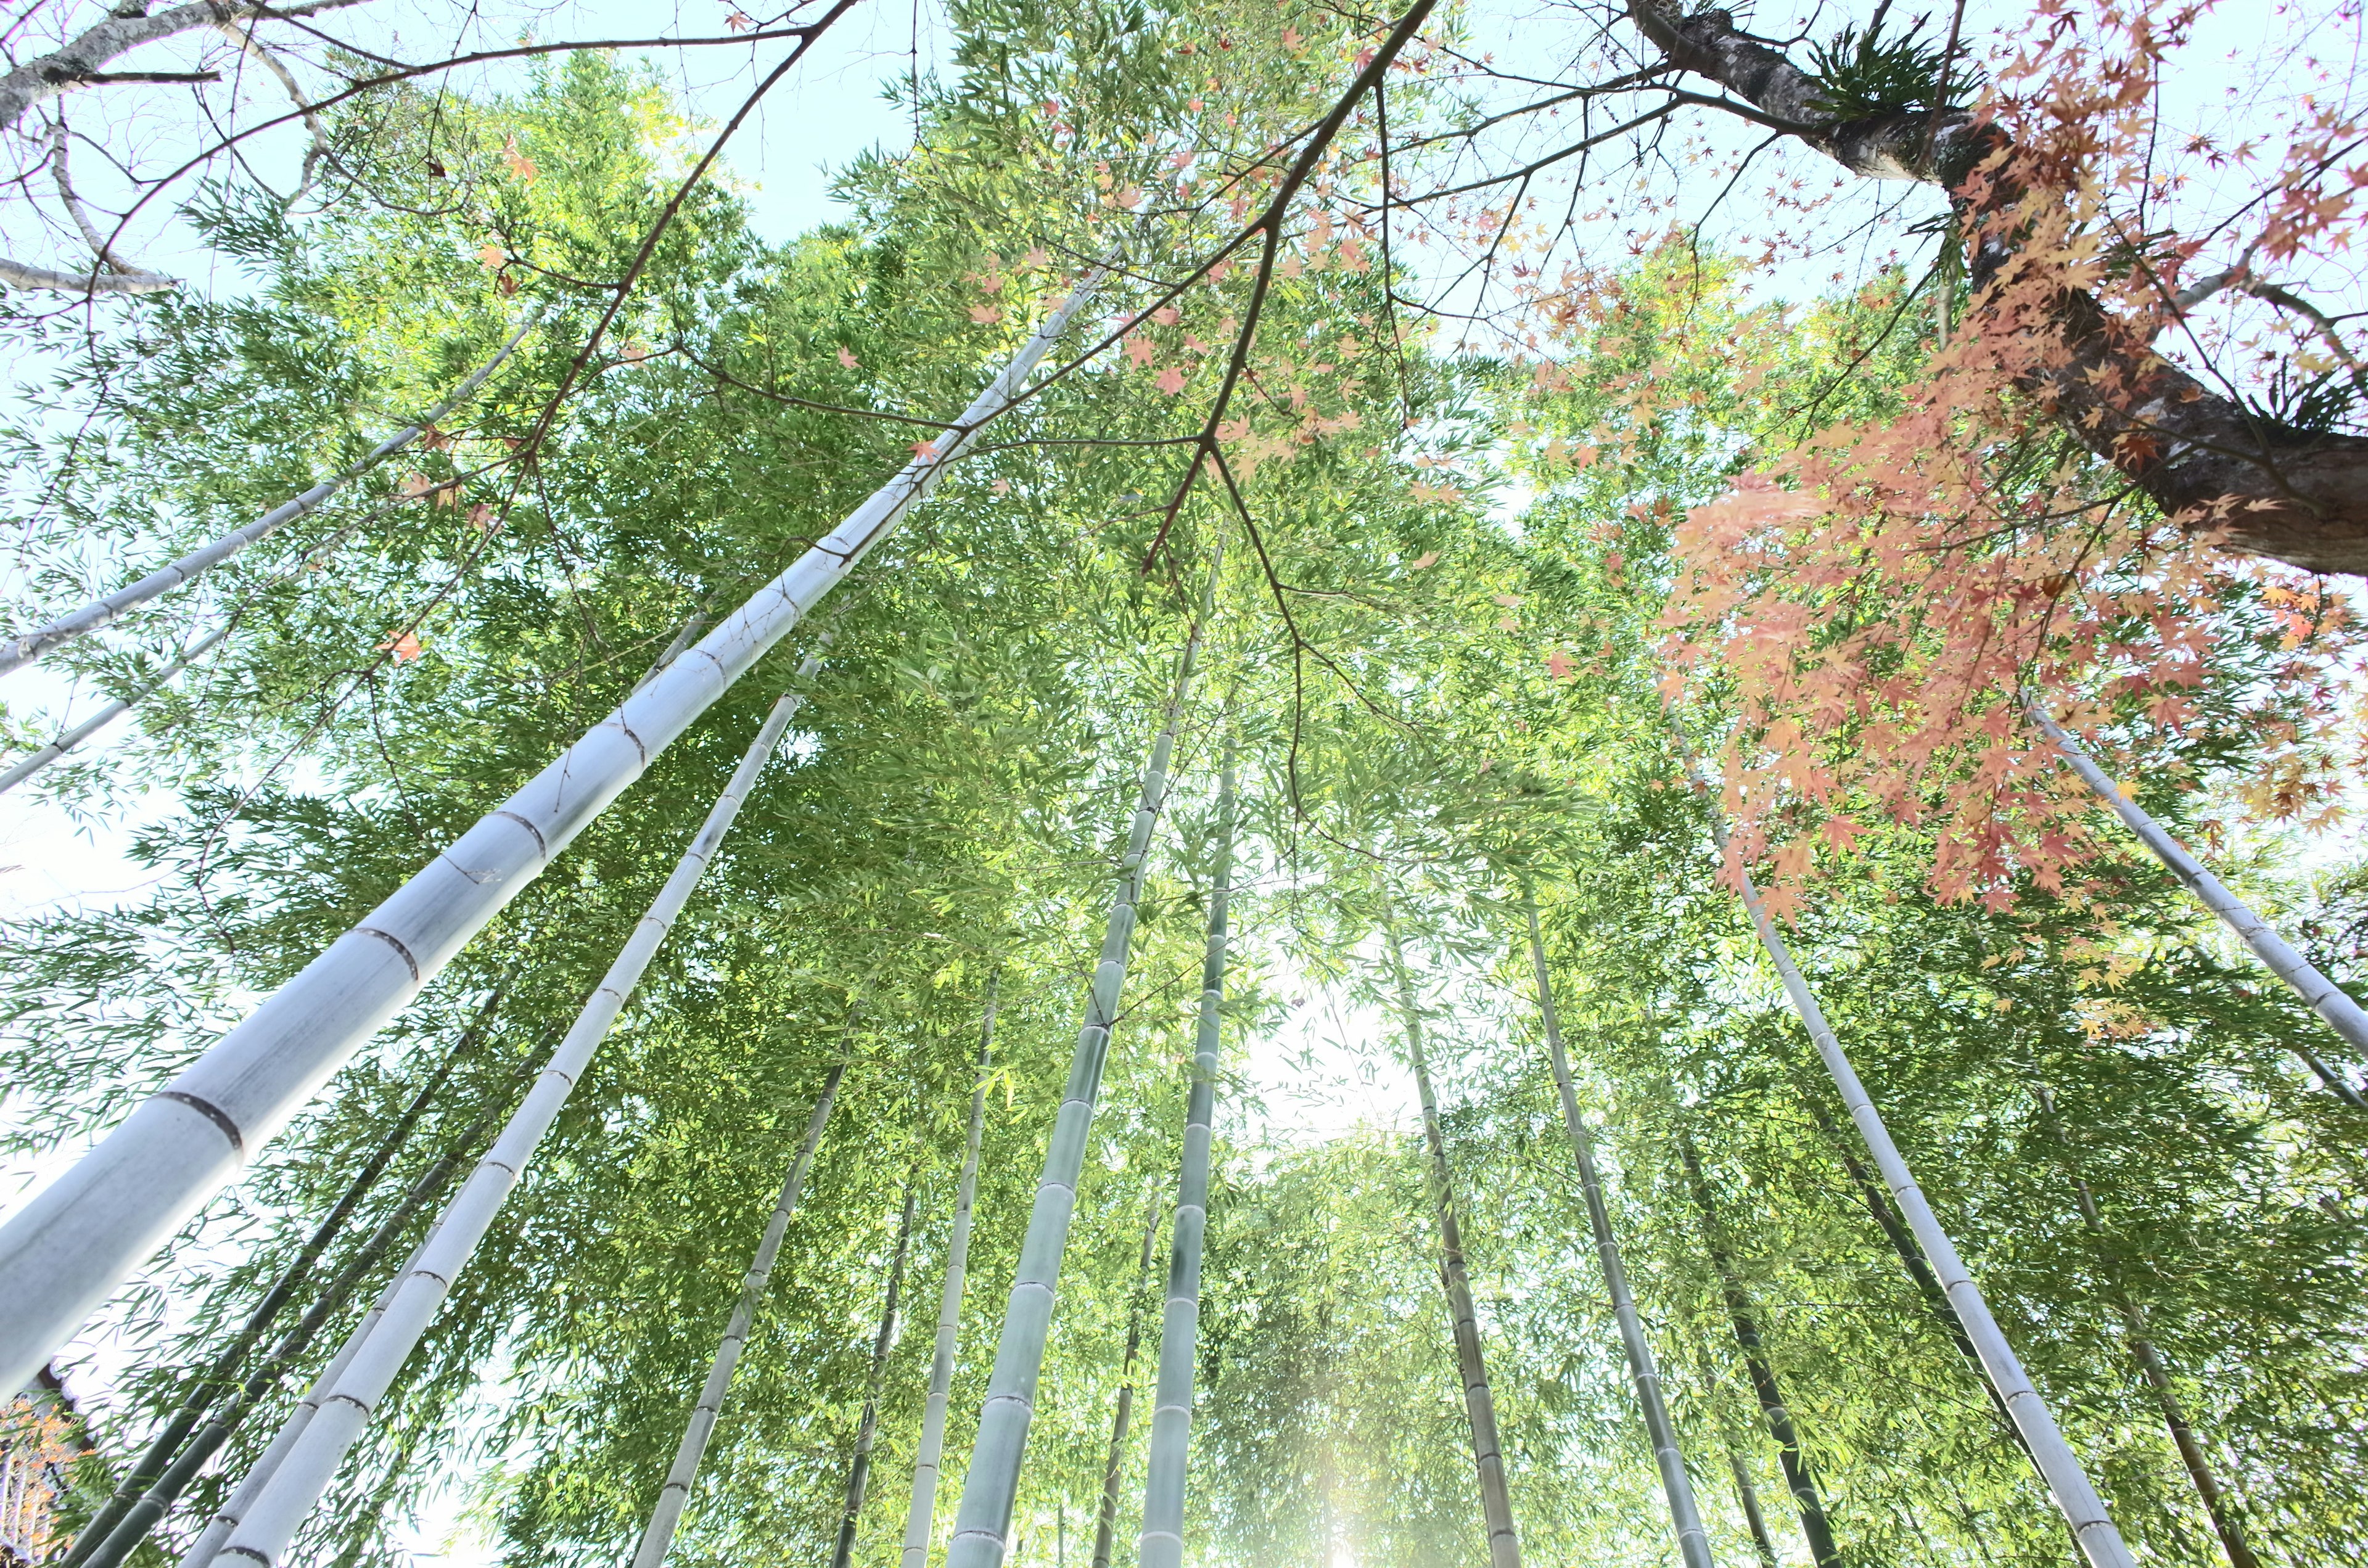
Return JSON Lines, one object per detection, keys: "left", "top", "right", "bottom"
{"left": 1623, "top": 0, "right": 2368, "bottom": 577}
{"left": 1136, "top": 0, "right": 1441, "bottom": 572}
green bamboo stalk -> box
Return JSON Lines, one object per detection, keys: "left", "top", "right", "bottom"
{"left": 940, "top": 557, "right": 1218, "bottom": 1568}
{"left": 1385, "top": 920, "right": 1522, "bottom": 1568}
{"left": 1135, "top": 740, "right": 1237, "bottom": 1568}
{"left": 900, "top": 982, "right": 998, "bottom": 1568}
{"left": 1523, "top": 898, "right": 1711, "bottom": 1568}
{"left": 1718, "top": 834, "right": 2137, "bottom": 1568}
{"left": 0, "top": 316, "right": 536, "bottom": 680}
{"left": 635, "top": 1056, "right": 850, "bottom": 1568}
{"left": 68, "top": 990, "right": 506, "bottom": 1568}
{"left": 1677, "top": 1128, "right": 1841, "bottom": 1568}
{"left": 210, "top": 690, "right": 811, "bottom": 1568}
{"left": 1089, "top": 1213, "right": 1159, "bottom": 1568}
{"left": 832, "top": 1166, "right": 923, "bottom": 1568}
{"left": 2033, "top": 1087, "right": 2259, "bottom": 1568}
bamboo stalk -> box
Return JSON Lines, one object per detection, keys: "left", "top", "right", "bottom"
{"left": 1521, "top": 900, "right": 1710, "bottom": 1568}
{"left": 940, "top": 553, "right": 1215, "bottom": 1568}
{"left": 900, "top": 982, "right": 998, "bottom": 1568}
{"left": 204, "top": 689, "right": 807, "bottom": 1568}
{"left": 636, "top": 1055, "right": 852, "bottom": 1568}
{"left": 1677, "top": 1128, "right": 1840, "bottom": 1568}
{"left": 1135, "top": 741, "right": 1236, "bottom": 1568}
{"left": 0, "top": 317, "right": 536, "bottom": 681}
{"left": 0, "top": 278, "right": 1098, "bottom": 1395}
{"left": 1719, "top": 835, "right": 2137, "bottom": 1568}
{"left": 1798, "top": 1093, "right": 2034, "bottom": 1460}
{"left": 0, "top": 622, "right": 232, "bottom": 797}
{"left": 1385, "top": 921, "right": 1522, "bottom": 1568}
{"left": 830, "top": 1166, "right": 923, "bottom": 1568}
{"left": 68, "top": 993, "right": 504, "bottom": 1568}
{"left": 2033, "top": 1086, "right": 2259, "bottom": 1568}
{"left": 2025, "top": 697, "right": 2368, "bottom": 1096}
{"left": 1088, "top": 1213, "right": 1159, "bottom": 1568}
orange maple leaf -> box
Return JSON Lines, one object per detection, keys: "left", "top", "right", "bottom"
{"left": 1154, "top": 365, "right": 1188, "bottom": 395}
{"left": 379, "top": 631, "right": 423, "bottom": 662}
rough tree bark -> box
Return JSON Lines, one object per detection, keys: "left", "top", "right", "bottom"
{"left": 1625, "top": 0, "right": 2368, "bottom": 575}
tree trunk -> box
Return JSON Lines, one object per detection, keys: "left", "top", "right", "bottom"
{"left": 2033, "top": 1088, "right": 2260, "bottom": 1568}
{"left": 1675, "top": 1128, "right": 1843, "bottom": 1568}
{"left": 1385, "top": 920, "right": 1522, "bottom": 1568}
{"left": 1716, "top": 823, "right": 2137, "bottom": 1568}
{"left": 0, "top": 276, "right": 1102, "bottom": 1398}
{"left": 1135, "top": 740, "right": 1237, "bottom": 1568}
{"left": 202, "top": 689, "right": 810, "bottom": 1568}
{"left": 940, "top": 551, "right": 1214, "bottom": 1568}
{"left": 1090, "top": 1214, "right": 1160, "bottom": 1568}
{"left": 1625, "top": 0, "right": 2368, "bottom": 575}
{"left": 832, "top": 1168, "right": 924, "bottom": 1568}
{"left": 1521, "top": 898, "right": 1710, "bottom": 1568}
{"left": 0, "top": 316, "right": 536, "bottom": 681}
{"left": 900, "top": 980, "right": 999, "bottom": 1568}
{"left": 2026, "top": 699, "right": 2368, "bottom": 1095}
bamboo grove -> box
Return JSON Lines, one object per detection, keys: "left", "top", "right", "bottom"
{"left": 2, "top": 4, "right": 2366, "bottom": 1568}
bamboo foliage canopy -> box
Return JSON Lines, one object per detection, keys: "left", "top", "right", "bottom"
{"left": 3, "top": 4, "right": 2368, "bottom": 1568}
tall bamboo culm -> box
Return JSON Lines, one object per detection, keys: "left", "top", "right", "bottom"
{"left": 1521, "top": 899, "right": 1709, "bottom": 1568}
{"left": 1675, "top": 1128, "right": 1840, "bottom": 1568}
{"left": 940, "top": 554, "right": 1217, "bottom": 1568}
{"left": 202, "top": 690, "right": 808, "bottom": 1568}
{"left": 900, "top": 982, "right": 998, "bottom": 1568}
{"left": 1720, "top": 840, "right": 2137, "bottom": 1568}
{"left": 0, "top": 279, "right": 1099, "bottom": 1395}
{"left": 62, "top": 995, "right": 495, "bottom": 1568}
{"left": 1384, "top": 922, "right": 1522, "bottom": 1568}
{"left": 178, "top": 1091, "right": 522, "bottom": 1568}
{"left": 829, "top": 1170, "right": 923, "bottom": 1568}
{"left": 2025, "top": 698, "right": 2368, "bottom": 1096}
{"left": 72, "top": 995, "right": 509, "bottom": 1568}
{"left": 0, "top": 315, "right": 536, "bottom": 681}
{"left": 1135, "top": 740, "right": 1236, "bottom": 1568}
{"left": 2034, "top": 1087, "right": 2259, "bottom": 1568}
{"left": 1088, "top": 1215, "right": 1159, "bottom": 1568}
{"left": 634, "top": 1055, "right": 851, "bottom": 1568}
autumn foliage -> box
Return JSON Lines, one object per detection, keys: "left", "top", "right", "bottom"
{"left": 1659, "top": 0, "right": 2368, "bottom": 914}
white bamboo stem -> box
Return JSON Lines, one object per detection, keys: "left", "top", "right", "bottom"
{"left": 0, "top": 280, "right": 1098, "bottom": 1395}
{"left": 1386, "top": 923, "right": 1523, "bottom": 1568}
{"left": 0, "top": 622, "right": 233, "bottom": 797}
{"left": 1135, "top": 741, "right": 1236, "bottom": 1568}
{"left": 1722, "top": 842, "right": 2136, "bottom": 1568}
{"left": 179, "top": 1215, "right": 441, "bottom": 1568}
{"left": 2024, "top": 697, "right": 2368, "bottom": 1077}
{"left": 1523, "top": 898, "right": 1713, "bottom": 1568}
{"left": 830, "top": 1171, "right": 923, "bottom": 1568}
{"left": 205, "top": 690, "right": 806, "bottom": 1568}
{"left": 0, "top": 318, "right": 536, "bottom": 680}
{"left": 633, "top": 1056, "right": 850, "bottom": 1568}
{"left": 900, "top": 985, "right": 998, "bottom": 1568}
{"left": 941, "top": 559, "right": 1215, "bottom": 1568}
